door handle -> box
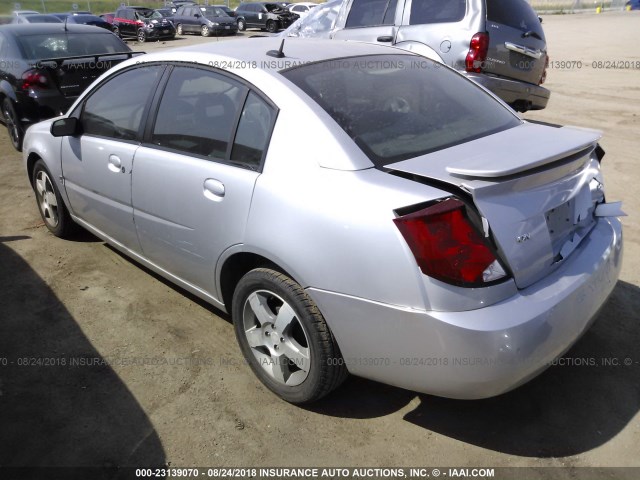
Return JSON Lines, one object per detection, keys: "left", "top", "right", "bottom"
{"left": 108, "top": 154, "right": 123, "bottom": 173}
{"left": 203, "top": 178, "right": 225, "bottom": 201}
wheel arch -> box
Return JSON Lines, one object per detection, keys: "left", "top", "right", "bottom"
{"left": 218, "top": 250, "right": 301, "bottom": 315}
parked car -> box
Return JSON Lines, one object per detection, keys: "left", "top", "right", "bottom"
{"left": 626, "top": 0, "right": 640, "bottom": 9}
{"left": 235, "top": 2, "right": 296, "bottom": 32}
{"left": 22, "top": 38, "right": 623, "bottom": 404}
{"left": 51, "top": 13, "right": 112, "bottom": 30}
{"left": 288, "top": 2, "right": 318, "bottom": 19}
{"left": 11, "top": 14, "right": 63, "bottom": 24}
{"left": 213, "top": 4, "right": 245, "bottom": 27}
{"left": 0, "top": 23, "right": 136, "bottom": 151}
{"left": 112, "top": 6, "right": 176, "bottom": 42}
{"left": 173, "top": 5, "right": 238, "bottom": 36}
{"left": 283, "top": 0, "right": 550, "bottom": 112}
{"left": 11, "top": 10, "right": 40, "bottom": 16}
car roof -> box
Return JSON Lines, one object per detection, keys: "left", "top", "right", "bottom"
{"left": 136, "top": 37, "right": 411, "bottom": 72}
{"left": 0, "top": 23, "right": 117, "bottom": 34}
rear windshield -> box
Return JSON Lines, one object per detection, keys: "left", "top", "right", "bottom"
{"left": 410, "top": 0, "right": 466, "bottom": 25}
{"left": 486, "top": 0, "right": 544, "bottom": 38}
{"left": 16, "top": 33, "right": 129, "bottom": 60}
{"left": 282, "top": 55, "right": 520, "bottom": 166}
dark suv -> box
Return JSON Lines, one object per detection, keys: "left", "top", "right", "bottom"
{"left": 287, "top": 0, "right": 550, "bottom": 112}
{"left": 235, "top": 2, "right": 296, "bottom": 33}
{"left": 113, "top": 6, "right": 176, "bottom": 42}
{"left": 173, "top": 5, "right": 238, "bottom": 36}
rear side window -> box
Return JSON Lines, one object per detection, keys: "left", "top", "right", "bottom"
{"left": 82, "top": 66, "right": 163, "bottom": 141}
{"left": 151, "top": 66, "right": 245, "bottom": 159}
{"left": 231, "top": 92, "right": 276, "bottom": 169}
{"left": 282, "top": 55, "right": 520, "bottom": 166}
{"left": 410, "top": 0, "right": 466, "bottom": 25}
{"left": 486, "top": 0, "right": 544, "bottom": 37}
{"left": 346, "top": 0, "right": 398, "bottom": 28}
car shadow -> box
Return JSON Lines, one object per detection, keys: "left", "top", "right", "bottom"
{"left": 0, "top": 237, "right": 166, "bottom": 473}
{"left": 307, "top": 280, "right": 640, "bottom": 457}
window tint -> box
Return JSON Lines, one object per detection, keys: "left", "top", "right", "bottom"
{"left": 151, "top": 67, "right": 244, "bottom": 159}
{"left": 81, "top": 66, "right": 163, "bottom": 141}
{"left": 486, "top": 0, "right": 544, "bottom": 37}
{"left": 346, "top": 0, "right": 397, "bottom": 27}
{"left": 231, "top": 92, "right": 276, "bottom": 169}
{"left": 282, "top": 55, "right": 520, "bottom": 166}
{"left": 410, "top": 0, "right": 466, "bottom": 25}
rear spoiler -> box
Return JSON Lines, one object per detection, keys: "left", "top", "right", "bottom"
{"left": 30, "top": 51, "right": 145, "bottom": 69}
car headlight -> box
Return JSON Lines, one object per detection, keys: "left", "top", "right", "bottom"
{"left": 209, "top": 21, "right": 219, "bottom": 26}
{"left": 146, "top": 23, "right": 154, "bottom": 29}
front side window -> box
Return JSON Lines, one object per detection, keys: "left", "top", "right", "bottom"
{"left": 345, "top": 0, "right": 397, "bottom": 28}
{"left": 409, "top": 0, "right": 466, "bottom": 25}
{"left": 81, "top": 66, "right": 163, "bottom": 141}
{"left": 151, "top": 67, "right": 245, "bottom": 159}
{"left": 282, "top": 55, "right": 520, "bottom": 166}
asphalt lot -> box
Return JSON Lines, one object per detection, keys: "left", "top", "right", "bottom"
{"left": 1, "top": 11, "right": 639, "bottom": 473}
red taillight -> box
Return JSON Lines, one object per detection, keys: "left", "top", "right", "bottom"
{"left": 540, "top": 54, "right": 549, "bottom": 85}
{"left": 394, "top": 198, "right": 507, "bottom": 287}
{"left": 465, "top": 32, "right": 489, "bottom": 73}
{"left": 21, "top": 69, "right": 50, "bottom": 91}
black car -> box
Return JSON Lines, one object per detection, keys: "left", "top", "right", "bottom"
{"left": 11, "top": 14, "right": 63, "bottom": 24}
{"left": 51, "top": 13, "right": 113, "bottom": 30}
{"left": 173, "top": 5, "right": 238, "bottom": 37}
{"left": 0, "top": 23, "right": 137, "bottom": 150}
{"left": 112, "top": 6, "right": 176, "bottom": 42}
{"left": 235, "top": 2, "right": 296, "bottom": 32}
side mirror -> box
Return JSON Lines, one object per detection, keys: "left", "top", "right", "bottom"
{"left": 51, "top": 117, "right": 80, "bottom": 137}
{"left": 538, "top": 16, "right": 543, "bottom": 23}
{"left": 194, "top": 13, "right": 201, "bottom": 18}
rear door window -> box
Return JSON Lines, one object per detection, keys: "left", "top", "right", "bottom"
{"left": 409, "top": 0, "right": 466, "bottom": 25}
{"left": 346, "top": 0, "right": 398, "bottom": 27}
{"left": 150, "top": 66, "right": 245, "bottom": 160}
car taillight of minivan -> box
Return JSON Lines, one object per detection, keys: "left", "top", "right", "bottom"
{"left": 21, "top": 69, "right": 50, "bottom": 91}
{"left": 394, "top": 198, "right": 508, "bottom": 287}
{"left": 465, "top": 32, "right": 489, "bottom": 73}
{"left": 540, "top": 54, "right": 549, "bottom": 85}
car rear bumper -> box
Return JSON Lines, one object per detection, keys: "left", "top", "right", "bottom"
{"left": 307, "top": 217, "right": 622, "bottom": 399}
{"left": 466, "top": 72, "right": 550, "bottom": 111}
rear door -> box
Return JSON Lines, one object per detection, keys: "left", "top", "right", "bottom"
{"left": 132, "top": 65, "right": 276, "bottom": 294}
{"left": 484, "top": 0, "right": 547, "bottom": 85}
{"left": 61, "top": 65, "right": 164, "bottom": 250}
{"left": 332, "top": 0, "right": 400, "bottom": 44}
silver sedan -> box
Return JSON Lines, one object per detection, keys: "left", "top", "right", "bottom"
{"left": 22, "top": 38, "right": 624, "bottom": 403}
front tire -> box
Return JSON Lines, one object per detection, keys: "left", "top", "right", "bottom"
{"left": 137, "top": 29, "right": 147, "bottom": 43}
{"left": 112, "top": 25, "right": 121, "bottom": 37}
{"left": 201, "top": 24, "right": 210, "bottom": 37}
{"left": 266, "top": 19, "right": 277, "bottom": 33}
{"left": 2, "top": 98, "right": 23, "bottom": 151}
{"left": 176, "top": 23, "right": 183, "bottom": 35}
{"left": 237, "top": 18, "right": 246, "bottom": 31}
{"left": 232, "top": 268, "right": 347, "bottom": 404}
{"left": 32, "top": 160, "right": 76, "bottom": 238}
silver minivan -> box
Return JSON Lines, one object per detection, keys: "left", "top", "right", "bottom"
{"left": 284, "top": 0, "right": 550, "bottom": 112}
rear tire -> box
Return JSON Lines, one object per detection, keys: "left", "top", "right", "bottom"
{"left": 232, "top": 268, "right": 348, "bottom": 404}
{"left": 32, "top": 160, "right": 76, "bottom": 238}
{"left": 112, "top": 25, "right": 121, "bottom": 37}
{"left": 2, "top": 98, "right": 23, "bottom": 152}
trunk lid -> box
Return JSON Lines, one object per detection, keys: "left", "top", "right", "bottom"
{"left": 483, "top": 0, "right": 547, "bottom": 85}
{"left": 38, "top": 52, "right": 138, "bottom": 100}
{"left": 387, "top": 122, "right": 605, "bottom": 289}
